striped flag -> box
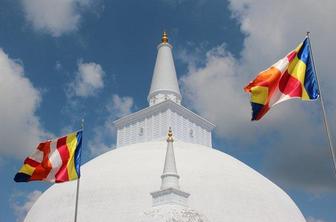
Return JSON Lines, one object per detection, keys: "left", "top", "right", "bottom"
{"left": 244, "top": 37, "right": 319, "bottom": 120}
{"left": 14, "top": 130, "right": 82, "bottom": 183}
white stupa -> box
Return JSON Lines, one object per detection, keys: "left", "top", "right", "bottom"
{"left": 25, "top": 32, "right": 306, "bottom": 222}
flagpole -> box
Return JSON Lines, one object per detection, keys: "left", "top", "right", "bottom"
{"left": 74, "top": 119, "right": 84, "bottom": 222}
{"left": 306, "top": 32, "right": 336, "bottom": 176}
{"left": 74, "top": 173, "right": 80, "bottom": 222}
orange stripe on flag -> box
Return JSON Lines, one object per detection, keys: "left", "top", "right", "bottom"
{"left": 30, "top": 141, "right": 52, "bottom": 181}
{"left": 244, "top": 67, "right": 282, "bottom": 91}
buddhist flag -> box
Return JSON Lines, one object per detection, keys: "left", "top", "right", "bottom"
{"left": 244, "top": 37, "right": 319, "bottom": 120}
{"left": 14, "top": 130, "right": 83, "bottom": 183}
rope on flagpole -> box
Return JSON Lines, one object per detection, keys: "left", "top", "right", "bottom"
{"left": 307, "top": 32, "right": 336, "bottom": 176}
{"left": 74, "top": 119, "right": 84, "bottom": 222}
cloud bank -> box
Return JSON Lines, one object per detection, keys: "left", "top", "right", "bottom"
{"left": 180, "top": 0, "right": 336, "bottom": 193}
{"left": 0, "top": 49, "right": 49, "bottom": 159}
{"left": 11, "top": 190, "right": 42, "bottom": 222}
{"left": 21, "top": 0, "right": 91, "bottom": 37}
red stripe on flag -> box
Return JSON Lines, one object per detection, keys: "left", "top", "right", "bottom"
{"left": 255, "top": 104, "right": 270, "bottom": 121}
{"left": 279, "top": 71, "right": 302, "bottom": 97}
{"left": 24, "top": 158, "right": 40, "bottom": 167}
{"left": 30, "top": 141, "right": 52, "bottom": 181}
{"left": 287, "top": 50, "right": 297, "bottom": 62}
{"left": 55, "top": 136, "right": 70, "bottom": 182}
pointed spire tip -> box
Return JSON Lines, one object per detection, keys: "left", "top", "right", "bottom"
{"left": 162, "top": 31, "right": 168, "bottom": 43}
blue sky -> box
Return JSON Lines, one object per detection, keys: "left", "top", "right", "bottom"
{"left": 0, "top": 0, "right": 335, "bottom": 221}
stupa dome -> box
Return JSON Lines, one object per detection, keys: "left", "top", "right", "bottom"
{"left": 138, "top": 204, "right": 209, "bottom": 222}
{"left": 25, "top": 141, "right": 306, "bottom": 222}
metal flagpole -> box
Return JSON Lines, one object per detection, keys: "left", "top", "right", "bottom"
{"left": 306, "top": 32, "right": 336, "bottom": 176}
{"left": 74, "top": 173, "right": 80, "bottom": 222}
{"left": 74, "top": 119, "right": 84, "bottom": 222}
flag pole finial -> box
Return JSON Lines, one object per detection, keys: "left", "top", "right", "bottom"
{"left": 81, "top": 119, "right": 84, "bottom": 130}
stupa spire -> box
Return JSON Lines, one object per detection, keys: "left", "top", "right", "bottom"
{"left": 148, "top": 32, "right": 182, "bottom": 106}
{"left": 160, "top": 127, "right": 179, "bottom": 190}
{"left": 150, "top": 128, "right": 190, "bottom": 206}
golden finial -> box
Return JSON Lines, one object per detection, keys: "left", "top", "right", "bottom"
{"left": 162, "top": 31, "right": 168, "bottom": 43}
{"left": 167, "top": 127, "right": 174, "bottom": 142}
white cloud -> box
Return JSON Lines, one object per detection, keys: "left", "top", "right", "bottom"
{"left": 21, "top": 0, "right": 91, "bottom": 37}
{"left": 180, "top": 0, "right": 336, "bottom": 193}
{"left": 11, "top": 190, "right": 42, "bottom": 222}
{"left": 69, "top": 61, "right": 105, "bottom": 97}
{"left": 181, "top": 45, "right": 252, "bottom": 140}
{"left": 88, "top": 94, "right": 134, "bottom": 156}
{"left": 0, "top": 49, "right": 50, "bottom": 158}
{"left": 306, "top": 216, "right": 326, "bottom": 222}
{"left": 108, "top": 94, "right": 134, "bottom": 118}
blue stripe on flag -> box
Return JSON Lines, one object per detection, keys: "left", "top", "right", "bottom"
{"left": 251, "top": 102, "right": 264, "bottom": 120}
{"left": 298, "top": 38, "right": 319, "bottom": 99}
{"left": 74, "top": 131, "right": 83, "bottom": 178}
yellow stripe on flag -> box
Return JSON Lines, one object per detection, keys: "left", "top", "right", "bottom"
{"left": 301, "top": 89, "right": 310, "bottom": 100}
{"left": 288, "top": 57, "right": 306, "bottom": 83}
{"left": 250, "top": 86, "right": 268, "bottom": 105}
{"left": 19, "top": 164, "right": 35, "bottom": 176}
{"left": 287, "top": 56, "right": 310, "bottom": 100}
{"left": 293, "top": 43, "right": 303, "bottom": 53}
{"left": 66, "top": 132, "right": 79, "bottom": 180}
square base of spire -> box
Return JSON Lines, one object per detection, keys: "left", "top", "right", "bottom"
{"left": 151, "top": 187, "right": 190, "bottom": 207}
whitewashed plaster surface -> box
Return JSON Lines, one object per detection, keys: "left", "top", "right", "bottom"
{"left": 114, "top": 100, "right": 214, "bottom": 148}
{"left": 138, "top": 204, "right": 209, "bottom": 222}
{"left": 25, "top": 141, "right": 306, "bottom": 222}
